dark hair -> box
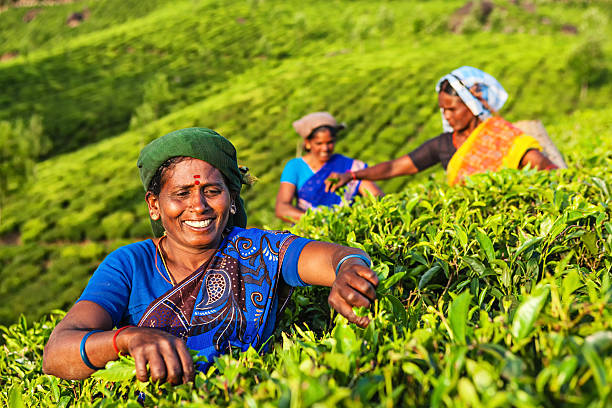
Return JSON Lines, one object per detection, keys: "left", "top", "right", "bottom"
{"left": 147, "top": 156, "right": 188, "bottom": 196}
{"left": 146, "top": 156, "right": 235, "bottom": 196}
{"left": 439, "top": 80, "right": 459, "bottom": 97}
{"left": 307, "top": 125, "right": 338, "bottom": 140}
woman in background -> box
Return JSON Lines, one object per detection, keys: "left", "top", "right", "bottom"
{"left": 276, "top": 112, "right": 382, "bottom": 223}
{"left": 326, "top": 66, "right": 557, "bottom": 192}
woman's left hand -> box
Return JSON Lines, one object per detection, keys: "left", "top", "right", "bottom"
{"left": 328, "top": 259, "right": 379, "bottom": 327}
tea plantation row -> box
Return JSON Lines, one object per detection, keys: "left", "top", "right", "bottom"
{"left": 1, "top": 163, "right": 610, "bottom": 406}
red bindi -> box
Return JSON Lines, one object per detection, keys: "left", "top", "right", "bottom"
{"left": 193, "top": 175, "right": 200, "bottom": 185}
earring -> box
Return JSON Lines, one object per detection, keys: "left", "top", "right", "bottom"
{"left": 230, "top": 203, "right": 236, "bottom": 214}
{"left": 151, "top": 213, "right": 160, "bottom": 220}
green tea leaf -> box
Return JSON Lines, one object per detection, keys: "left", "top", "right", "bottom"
{"left": 8, "top": 385, "right": 24, "bottom": 408}
{"left": 448, "top": 291, "right": 472, "bottom": 345}
{"left": 384, "top": 294, "right": 407, "bottom": 325}
{"left": 92, "top": 355, "right": 136, "bottom": 382}
{"left": 511, "top": 285, "right": 550, "bottom": 341}
{"left": 476, "top": 228, "right": 494, "bottom": 262}
{"left": 418, "top": 265, "right": 442, "bottom": 290}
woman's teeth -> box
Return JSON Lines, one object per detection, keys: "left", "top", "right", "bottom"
{"left": 185, "top": 219, "right": 213, "bottom": 228}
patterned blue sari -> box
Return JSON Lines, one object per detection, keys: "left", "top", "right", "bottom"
{"left": 137, "top": 227, "right": 297, "bottom": 370}
{"left": 297, "top": 154, "right": 365, "bottom": 211}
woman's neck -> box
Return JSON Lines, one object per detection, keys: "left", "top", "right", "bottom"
{"left": 454, "top": 117, "right": 481, "bottom": 147}
{"left": 155, "top": 236, "right": 219, "bottom": 283}
{"left": 302, "top": 153, "right": 329, "bottom": 172}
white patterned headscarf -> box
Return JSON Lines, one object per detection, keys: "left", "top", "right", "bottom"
{"left": 436, "top": 66, "right": 508, "bottom": 133}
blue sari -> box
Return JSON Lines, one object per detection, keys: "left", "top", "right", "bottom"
{"left": 297, "top": 154, "right": 365, "bottom": 211}
{"left": 137, "top": 227, "right": 297, "bottom": 370}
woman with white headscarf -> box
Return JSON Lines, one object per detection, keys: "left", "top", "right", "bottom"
{"left": 325, "top": 66, "right": 557, "bottom": 190}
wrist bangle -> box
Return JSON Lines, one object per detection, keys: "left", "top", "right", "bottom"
{"left": 335, "top": 254, "right": 371, "bottom": 276}
{"left": 80, "top": 330, "right": 105, "bottom": 370}
{"left": 113, "top": 325, "right": 136, "bottom": 355}
{"left": 348, "top": 170, "right": 357, "bottom": 181}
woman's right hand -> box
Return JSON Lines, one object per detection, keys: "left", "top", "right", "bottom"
{"left": 325, "top": 171, "right": 352, "bottom": 192}
{"left": 117, "top": 327, "right": 195, "bottom": 385}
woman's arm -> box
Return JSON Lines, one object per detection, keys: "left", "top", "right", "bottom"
{"left": 358, "top": 180, "right": 384, "bottom": 197}
{"left": 275, "top": 181, "right": 305, "bottom": 223}
{"left": 325, "top": 155, "right": 419, "bottom": 193}
{"left": 520, "top": 149, "right": 558, "bottom": 170}
{"left": 43, "top": 301, "right": 194, "bottom": 384}
{"left": 297, "top": 241, "right": 379, "bottom": 327}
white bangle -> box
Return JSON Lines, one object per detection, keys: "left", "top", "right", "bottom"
{"left": 335, "top": 254, "right": 371, "bottom": 276}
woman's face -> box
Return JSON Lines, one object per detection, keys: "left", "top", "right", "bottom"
{"left": 147, "top": 158, "right": 232, "bottom": 251}
{"left": 438, "top": 92, "right": 477, "bottom": 133}
{"left": 305, "top": 128, "right": 335, "bottom": 163}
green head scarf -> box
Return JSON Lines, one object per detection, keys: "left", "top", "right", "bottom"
{"left": 137, "top": 127, "right": 247, "bottom": 237}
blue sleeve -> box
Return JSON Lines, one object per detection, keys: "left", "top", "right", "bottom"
{"left": 280, "top": 159, "right": 300, "bottom": 186}
{"left": 77, "top": 247, "right": 133, "bottom": 327}
{"left": 281, "top": 237, "right": 312, "bottom": 287}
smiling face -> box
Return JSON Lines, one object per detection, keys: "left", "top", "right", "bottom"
{"left": 438, "top": 92, "right": 478, "bottom": 133}
{"left": 146, "top": 158, "right": 232, "bottom": 251}
{"left": 304, "top": 128, "right": 336, "bottom": 163}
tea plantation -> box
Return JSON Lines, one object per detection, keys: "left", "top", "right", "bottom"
{"left": 1, "top": 0, "right": 611, "bottom": 406}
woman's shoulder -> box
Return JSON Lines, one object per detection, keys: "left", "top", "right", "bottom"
{"left": 103, "top": 239, "right": 156, "bottom": 266}
{"left": 283, "top": 157, "right": 307, "bottom": 169}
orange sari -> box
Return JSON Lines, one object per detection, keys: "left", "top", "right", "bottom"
{"left": 446, "top": 117, "right": 542, "bottom": 186}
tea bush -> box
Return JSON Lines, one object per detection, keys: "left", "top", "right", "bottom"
{"left": 0, "top": 165, "right": 610, "bottom": 406}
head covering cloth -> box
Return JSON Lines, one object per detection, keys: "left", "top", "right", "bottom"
{"left": 436, "top": 66, "right": 508, "bottom": 133}
{"left": 292, "top": 112, "right": 346, "bottom": 139}
{"left": 137, "top": 127, "right": 247, "bottom": 237}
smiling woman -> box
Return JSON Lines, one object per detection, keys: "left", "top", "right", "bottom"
{"left": 42, "top": 128, "right": 379, "bottom": 385}
{"left": 275, "top": 112, "right": 383, "bottom": 223}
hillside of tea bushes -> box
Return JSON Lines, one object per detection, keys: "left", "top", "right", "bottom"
{"left": 0, "top": 0, "right": 611, "bottom": 406}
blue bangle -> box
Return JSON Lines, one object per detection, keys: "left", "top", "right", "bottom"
{"left": 335, "top": 254, "right": 371, "bottom": 276}
{"left": 80, "top": 330, "right": 105, "bottom": 370}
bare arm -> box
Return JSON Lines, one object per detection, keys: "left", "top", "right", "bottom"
{"left": 275, "top": 182, "right": 305, "bottom": 223}
{"left": 520, "top": 149, "right": 558, "bottom": 170}
{"left": 297, "top": 241, "right": 379, "bottom": 327}
{"left": 43, "top": 301, "right": 194, "bottom": 384}
{"left": 325, "top": 155, "right": 419, "bottom": 192}
{"left": 358, "top": 180, "right": 384, "bottom": 197}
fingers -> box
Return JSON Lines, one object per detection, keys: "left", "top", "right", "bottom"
{"left": 328, "top": 291, "right": 369, "bottom": 328}
{"left": 325, "top": 172, "right": 340, "bottom": 192}
{"left": 354, "top": 266, "right": 380, "bottom": 290}
{"left": 175, "top": 341, "right": 196, "bottom": 384}
{"left": 128, "top": 330, "right": 194, "bottom": 385}
{"left": 328, "top": 262, "right": 379, "bottom": 327}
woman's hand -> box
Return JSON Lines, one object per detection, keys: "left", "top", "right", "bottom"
{"left": 296, "top": 242, "right": 379, "bottom": 328}
{"left": 328, "top": 259, "right": 379, "bottom": 327}
{"left": 43, "top": 301, "right": 194, "bottom": 384}
{"left": 325, "top": 171, "right": 352, "bottom": 192}
{"left": 117, "top": 327, "right": 195, "bottom": 385}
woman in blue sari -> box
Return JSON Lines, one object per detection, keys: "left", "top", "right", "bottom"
{"left": 42, "top": 128, "right": 379, "bottom": 385}
{"left": 276, "top": 112, "right": 383, "bottom": 223}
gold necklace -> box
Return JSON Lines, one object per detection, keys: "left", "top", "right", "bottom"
{"left": 154, "top": 235, "right": 176, "bottom": 285}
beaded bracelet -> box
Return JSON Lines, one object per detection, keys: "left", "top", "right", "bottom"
{"left": 113, "top": 325, "right": 136, "bottom": 355}
{"left": 334, "top": 254, "right": 371, "bottom": 276}
{"left": 80, "top": 330, "right": 105, "bottom": 370}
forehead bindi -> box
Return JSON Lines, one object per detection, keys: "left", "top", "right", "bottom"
{"left": 165, "top": 159, "right": 225, "bottom": 188}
